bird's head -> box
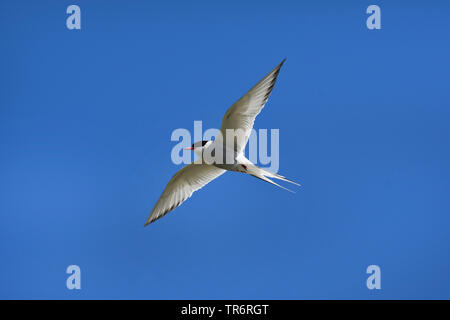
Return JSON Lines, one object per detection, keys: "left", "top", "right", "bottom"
{"left": 184, "top": 140, "right": 213, "bottom": 155}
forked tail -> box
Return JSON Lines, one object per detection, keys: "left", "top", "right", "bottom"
{"left": 245, "top": 163, "right": 300, "bottom": 193}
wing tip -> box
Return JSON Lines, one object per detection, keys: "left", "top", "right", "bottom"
{"left": 144, "top": 214, "right": 161, "bottom": 227}
{"left": 144, "top": 212, "right": 166, "bottom": 227}
{"left": 277, "top": 58, "right": 286, "bottom": 69}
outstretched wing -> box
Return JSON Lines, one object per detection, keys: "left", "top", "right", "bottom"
{"left": 145, "top": 164, "right": 226, "bottom": 226}
{"left": 219, "top": 59, "right": 285, "bottom": 154}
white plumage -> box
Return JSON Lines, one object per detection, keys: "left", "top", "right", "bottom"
{"left": 145, "top": 59, "right": 299, "bottom": 226}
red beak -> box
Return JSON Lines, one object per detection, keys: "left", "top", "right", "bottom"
{"left": 184, "top": 147, "right": 194, "bottom": 150}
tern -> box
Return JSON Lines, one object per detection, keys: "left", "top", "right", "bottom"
{"left": 145, "top": 59, "right": 299, "bottom": 226}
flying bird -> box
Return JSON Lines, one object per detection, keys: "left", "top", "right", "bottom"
{"left": 145, "top": 59, "right": 299, "bottom": 226}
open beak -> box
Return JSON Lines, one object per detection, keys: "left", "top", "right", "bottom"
{"left": 184, "top": 147, "right": 194, "bottom": 150}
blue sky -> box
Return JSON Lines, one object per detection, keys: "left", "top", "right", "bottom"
{"left": 1, "top": 0, "right": 449, "bottom": 299}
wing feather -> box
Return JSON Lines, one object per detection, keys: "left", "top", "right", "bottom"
{"left": 145, "top": 164, "right": 226, "bottom": 225}
{"left": 220, "top": 59, "right": 285, "bottom": 153}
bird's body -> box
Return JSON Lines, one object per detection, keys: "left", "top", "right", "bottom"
{"left": 145, "top": 59, "right": 299, "bottom": 226}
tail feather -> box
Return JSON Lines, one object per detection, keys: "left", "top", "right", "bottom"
{"left": 250, "top": 173, "right": 296, "bottom": 193}
{"left": 265, "top": 171, "right": 301, "bottom": 186}
{"left": 245, "top": 163, "right": 300, "bottom": 193}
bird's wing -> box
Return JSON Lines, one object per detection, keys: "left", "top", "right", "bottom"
{"left": 145, "top": 164, "right": 226, "bottom": 226}
{"left": 219, "top": 59, "right": 285, "bottom": 154}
